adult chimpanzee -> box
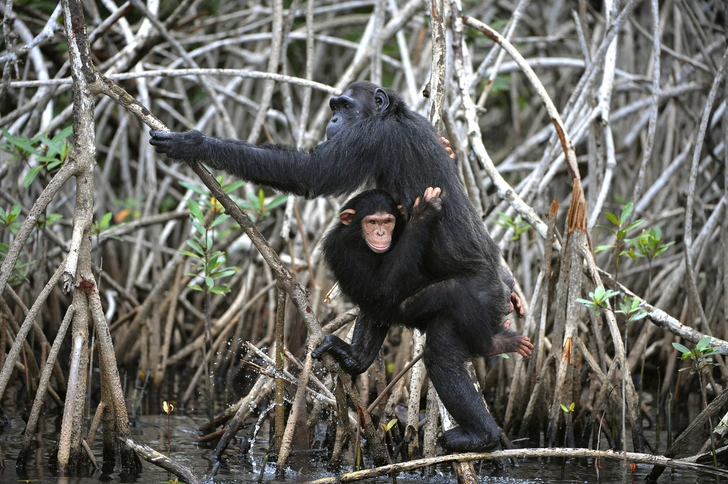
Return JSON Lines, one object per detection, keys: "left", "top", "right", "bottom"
{"left": 150, "top": 81, "right": 526, "bottom": 451}
{"left": 314, "top": 188, "right": 533, "bottom": 376}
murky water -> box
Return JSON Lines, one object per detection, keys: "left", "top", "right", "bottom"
{"left": 0, "top": 404, "right": 723, "bottom": 482}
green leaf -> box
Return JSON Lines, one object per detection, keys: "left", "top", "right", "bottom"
{"left": 384, "top": 418, "right": 398, "bottom": 431}
{"left": 623, "top": 219, "right": 645, "bottom": 233}
{"left": 187, "top": 199, "right": 204, "bottom": 223}
{"left": 630, "top": 311, "right": 647, "bottom": 321}
{"left": 210, "top": 213, "right": 230, "bottom": 228}
{"left": 54, "top": 125, "right": 74, "bottom": 141}
{"left": 179, "top": 250, "right": 202, "bottom": 259}
{"left": 180, "top": 181, "right": 211, "bottom": 197}
{"left": 696, "top": 336, "right": 712, "bottom": 352}
{"left": 206, "top": 259, "right": 222, "bottom": 273}
{"left": 213, "top": 268, "right": 237, "bottom": 279}
{"left": 605, "top": 212, "right": 619, "bottom": 226}
{"left": 101, "top": 212, "right": 114, "bottom": 227}
{"left": 188, "top": 284, "right": 203, "bottom": 292}
{"left": 2, "top": 129, "right": 40, "bottom": 156}
{"left": 672, "top": 342, "right": 691, "bottom": 355}
{"left": 205, "top": 276, "right": 214, "bottom": 289}
{"left": 186, "top": 239, "right": 205, "bottom": 256}
{"left": 191, "top": 220, "right": 207, "bottom": 237}
{"left": 619, "top": 202, "right": 634, "bottom": 224}
{"left": 267, "top": 194, "right": 289, "bottom": 210}
{"left": 223, "top": 179, "right": 246, "bottom": 193}
{"left": 23, "top": 166, "right": 43, "bottom": 187}
{"left": 44, "top": 213, "right": 62, "bottom": 225}
{"left": 9, "top": 204, "right": 21, "bottom": 219}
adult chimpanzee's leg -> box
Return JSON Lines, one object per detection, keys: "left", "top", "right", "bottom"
{"left": 312, "top": 312, "right": 390, "bottom": 375}
{"left": 423, "top": 319, "right": 501, "bottom": 452}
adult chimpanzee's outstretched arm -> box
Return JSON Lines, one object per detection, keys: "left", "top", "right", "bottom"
{"left": 312, "top": 312, "right": 389, "bottom": 375}
{"left": 149, "top": 129, "right": 378, "bottom": 198}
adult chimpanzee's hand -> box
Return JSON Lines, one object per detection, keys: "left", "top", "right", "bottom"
{"left": 149, "top": 130, "right": 204, "bottom": 160}
{"left": 311, "top": 335, "right": 334, "bottom": 360}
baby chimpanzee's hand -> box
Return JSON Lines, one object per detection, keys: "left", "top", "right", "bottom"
{"left": 411, "top": 186, "right": 443, "bottom": 221}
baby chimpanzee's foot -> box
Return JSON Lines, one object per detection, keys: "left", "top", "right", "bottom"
{"left": 439, "top": 427, "right": 500, "bottom": 452}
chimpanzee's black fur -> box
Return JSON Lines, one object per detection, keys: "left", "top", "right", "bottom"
{"left": 150, "top": 82, "right": 524, "bottom": 452}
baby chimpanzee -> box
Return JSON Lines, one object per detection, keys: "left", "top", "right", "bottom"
{"left": 314, "top": 188, "right": 533, "bottom": 451}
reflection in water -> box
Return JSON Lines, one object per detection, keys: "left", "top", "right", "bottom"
{"left": 0, "top": 403, "right": 719, "bottom": 483}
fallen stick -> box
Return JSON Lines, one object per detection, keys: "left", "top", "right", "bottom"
{"left": 302, "top": 447, "right": 728, "bottom": 483}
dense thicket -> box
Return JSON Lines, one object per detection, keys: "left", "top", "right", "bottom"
{"left": 0, "top": 0, "right": 727, "bottom": 480}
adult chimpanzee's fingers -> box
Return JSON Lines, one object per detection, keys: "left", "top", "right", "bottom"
{"left": 311, "top": 342, "right": 329, "bottom": 359}
{"left": 519, "top": 339, "right": 533, "bottom": 356}
{"left": 413, "top": 196, "right": 421, "bottom": 208}
{"left": 148, "top": 131, "right": 172, "bottom": 150}
{"left": 149, "top": 129, "right": 172, "bottom": 139}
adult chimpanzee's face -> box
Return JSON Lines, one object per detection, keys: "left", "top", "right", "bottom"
{"left": 326, "top": 89, "right": 371, "bottom": 140}
{"left": 326, "top": 85, "right": 392, "bottom": 140}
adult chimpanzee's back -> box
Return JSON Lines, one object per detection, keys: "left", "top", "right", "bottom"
{"left": 150, "top": 81, "right": 527, "bottom": 452}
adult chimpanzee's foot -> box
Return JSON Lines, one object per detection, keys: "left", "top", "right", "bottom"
{"left": 510, "top": 291, "right": 524, "bottom": 318}
{"left": 439, "top": 427, "right": 500, "bottom": 452}
{"left": 488, "top": 324, "right": 534, "bottom": 357}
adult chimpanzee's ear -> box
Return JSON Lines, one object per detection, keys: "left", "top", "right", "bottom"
{"left": 374, "top": 88, "right": 390, "bottom": 112}
{"left": 339, "top": 209, "right": 356, "bottom": 225}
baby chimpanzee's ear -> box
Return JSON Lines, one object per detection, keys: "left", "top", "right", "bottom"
{"left": 339, "top": 209, "right": 356, "bottom": 225}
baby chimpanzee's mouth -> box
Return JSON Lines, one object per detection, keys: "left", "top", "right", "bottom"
{"left": 367, "top": 243, "right": 389, "bottom": 253}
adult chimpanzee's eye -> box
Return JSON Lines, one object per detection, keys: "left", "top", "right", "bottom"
{"left": 343, "top": 102, "right": 351, "bottom": 109}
